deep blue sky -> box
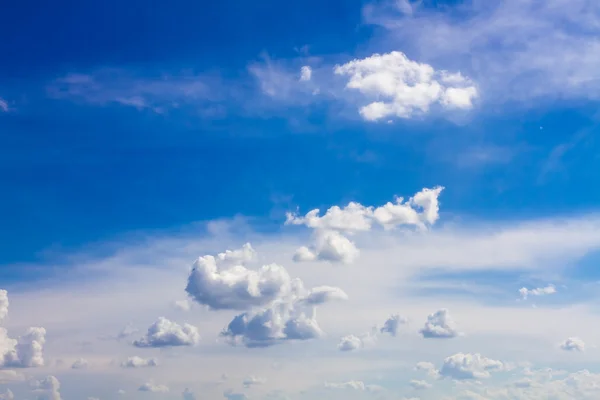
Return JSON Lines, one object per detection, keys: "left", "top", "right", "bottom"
{"left": 1, "top": 0, "right": 600, "bottom": 264}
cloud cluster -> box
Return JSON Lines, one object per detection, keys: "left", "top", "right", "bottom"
{"left": 334, "top": 51, "right": 477, "bottom": 121}
{"left": 133, "top": 317, "right": 200, "bottom": 348}
{"left": 519, "top": 284, "right": 556, "bottom": 300}
{"left": 287, "top": 187, "right": 443, "bottom": 263}
{"left": 32, "top": 375, "right": 62, "bottom": 400}
{"left": 439, "top": 353, "right": 506, "bottom": 380}
{"left": 419, "top": 309, "right": 460, "bottom": 339}
{"left": 0, "top": 291, "right": 46, "bottom": 368}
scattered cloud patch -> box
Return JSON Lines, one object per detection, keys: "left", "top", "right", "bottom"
{"left": 380, "top": 314, "right": 408, "bottom": 336}
{"left": 440, "top": 353, "right": 505, "bottom": 380}
{"left": 561, "top": 337, "right": 585, "bottom": 352}
{"left": 71, "top": 358, "right": 88, "bottom": 369}
{"left": 300, "top": 66, "right": 312, "bottom": 82}
{"left": 419, "top": 309, "right": 460, "bottom": 339}
{"left": 242, "top": 376, "right": 266, "bottom": 388}
{"left": 519, "top": 284, "right": 556, "bottom": 300}
{"left": 138, "top": 381, "right": 169, "bottom": 393}
{"left": 133, "top": 317, "right": 200, "bottom": 348}
{"left": 32, "top": 375, "right": 62, "bottom": 400}
{"left": 120, "top": 356, "right": 158, "bottom": 368}
{"left": 410, "top": 379, "right": 432, "bottom": 390}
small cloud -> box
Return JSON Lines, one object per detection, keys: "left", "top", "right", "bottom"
{"left": 380, "top": 314, "right": 408, "bottom": 336}
{"left": 133, "top": 317, "right": 200, "bottom": 348}
{"left": 0, "top": 98, "right": 8, "bottom": 112}
{"left": 120, "top": 356, "right": 158, "bottom": 368}
{"left": 560, "top": 337, "right": 585, "bottom": 352}
{"left": 300, "top": 66, "right": 312, "bottom": 82}
{"left": 410, "top": 380, "right": 432, "bottom": 390}
{"left": 419, "top": 309, "right": 460, "bottom": 339}
{"left": 138, "top": 381, "right": 169, "bottom": 393}
{"left": 519, "top": 284, "right": 556, "bottom": 300}
{"left": 242, "top": 376, "right": 266, "bottom": 388}
{"left": 71, "top": 358, "right": 88, "bottom": 369}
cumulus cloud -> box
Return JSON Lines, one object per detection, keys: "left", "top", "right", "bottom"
{"left": 287, "top": 187, "right": 443, "bottom": 263}
{"left": 519, "top": 284, "right": 556, "bottom": 300}
{"left": 221, "top": 279, "right": 346, "bottom": 347}
{"left": 32, "top": 375, "right": 62, "bottom": 400}
{"left": 0, "top": 389, "right": 13, "bottom": 400}
{"left": 133, "top": 317, "right": 200, "bottom": 348}
{"left": 338, "top": 329, "right": 377, "bottom": 352}
{"left": 0, "top": 291, "right": 7, "bottom": 322}
{"left": 0, "top": 370, "right": 25, "bottom": 384}
{"left": 561, "top": 337, "right": 585, "bottom": 352}
{"left": 242, "top": 376, "right": 266, "bottom": 387}
{"left": 410, "top": 380, "right": 432, "bottom": 390}
{"left": 419, "top": 309, "right": 460, "bottom": 339}
{"left": 380, "top": 314, "right": 408, "bottom": 336}
{"left": 185, "top": 244, "right": 296, "bottom": 310}
{"left": 440, "top": 353, "right": 505, "bottom": 380}
{"left": 120, "top": 356, "right": 158, "bottom": 368}
{"left": 300, "top": 66, "right": 312, "bottom": 82}
{"left": 415, "top": 361, "right": 441, "bottom": 379}
{"left": 334, "top": 51, "right": 477, "bottom": 121}
{"left": 324, "top": 381, "right": 383, "bottom": 392}
{"left": 138, "top": 381, "right": 169, "bottom": 393}
{"left": 71, "top": 358, "right": 88, "bottom": 369}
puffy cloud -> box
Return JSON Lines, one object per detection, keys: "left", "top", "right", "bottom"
{"left": 292, "top": 230, "right": 360, "bottom": 264}
{"left": 71, "top": 358, "right": 88, "bottom": 369}
{"left": 0, "top": 370, "right": 25, "bottom": 384}
{"left": 120, "top": 356, "right": 158, "bottom": 368}
{"left": 337, "top": 329, "right": 377, "bottom": 352}
{"left": 519, "top": 284, "right": 556, "bottom": 300}
{"left": 561, "top": 337, "right": 585, "bottom": 352}
{"left": 182, "top": 388, "right": 196, "bottom": 400}
{"left": 380, "top": 314, "right": 408, "bottom": 336}
{"left": 334, "top": 51, "right": 477, "bottom": 121}
{"left": 300, "top": 66, "right": 312, "bottom": 82}
{"left": 287, "top": 187, "right": 443, "bottom": 263}
{"left": 116, "top": 325, "right": 138, "bottom": 340}
{"left": 0, "top": 291, "right": 7, "bottom": 322}
{"left": 242, "top": 376, "right": 266, "bottom": 387}
{"left": 221, "top": 280, "right": 346, "bottom": 348}
{"left": 138, "top": 381, "right": 169, "bottom": 393}
{"left": 185, "top": 244, "right": 295, "bottom": 310}
{"left": 415, "top": 361, "right": 440, "bottom": 379}
{"left": 440, "top": 353, "right": 505, "bottom": 380}
{"left": 133, "top": 317, "right": 200, "bottom": 348}
{"left": 410, "top": 380, "right": 432, "bottom": 390}
{"left": 419, "top": 309, "right": 459, "bottom": 339}
{"left": 32, "top": 375, "right": 62, "bottom": 400}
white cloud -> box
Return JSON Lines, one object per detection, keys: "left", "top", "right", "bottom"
{"left": 362, "top": 0, "right": 600, "bottom": 103}
{"left": 338, "top": 329, "right": 378, "bottom": 352}
{"left": 561, "top": 337, "right": 585, "bottom": 352}
{"left": 185, "top": 244, "right": 295, "bottom": 310}
{"left": 324, "top": 381, "right": 382, "bottom": 392}
{"left": 242, "top": 375, "right": 266, "bottom": 387}
{"left": 415, "top": 361, "right": 440, "bottom": 379}
{"left": 32, "top": 375, "right": 62, "bottom": 400}
{"left": 287, "top": 187, "right": 443, "bottom": 263}
{"left": 300, "top": 66, "right": 312, "bottom": 82}
{"left": 223, "top": 390, "right": 248, "bottom": 400}
{"left": 334, "top": 51, "right": 477, "bottom": 121}
{"left": 0, "top": 389, "right": 13, "bottom": 400}
{"left": 173, "top": 299, "right": 191, "bottom": 311}
{"left": 71, "top": 358, "right": 88, "bottom": 369}
{"left": 120, "top": 356, "right": 158, "bottom": 368}
{"left": 0, "top": 292, "right": 46, "bottom": 369}
{"left": 380, "top": 314, "right": 408, "bottom": 336}
{"left": 0, "top": 99, "right": 8, "bottom": 113}
{"left": 133, "top": 317, "right": 200, "bottom": 348}
{"left": 419, "top": 309, "right": 460, "bottom": 339}
{"left": 138, "top": 381, "right": 169, "bottom": 393}
{"left": 519, "top": 284, "right": 557, "bottom": 300}
{"left": 440, "top": 353, "right": 505, "bottom": 380}
{"left": 410, "top": 379, "right": 432, "bottom": 390}
{"left": 0, "top": 370, "right": 24, "bottom": 384}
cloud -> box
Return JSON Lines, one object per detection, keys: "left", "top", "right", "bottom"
{"left": 409, "top": 379, "right": 432, "bottom": 390}
{"left": 138, "top": 381, "right": 169, "bottom": 393}
{"left": 362, "top": 0, "right": 600, "bottom": 103}
{"left": 415, "top": 361, "right": 441, "bottom": 379}
{"left": 185, "top": 244, "right": 296, "bottom": 310}
{"left": 116, "top": 325, "right": 138, "bottom": 340}
{"left": 242, "top": 376, "right": 266, "bottom": 388}
{"left": 300, "top": 66, "right": 312, "bottom": 82}
{"left": 32, "top": 375, "right": 62, "bottom": 400}
{"left": 419, "top": 309, "right": 460, "bottom": 339}
{"left": 380, "top": 314, "right": 408, "bottom": 336}
{"left": 221, "top": 274, "right": 346, "bottom": 348}
{"left": 120, "top": 356, "right": 158, "bottom": 368}
{"left": 133, "top": 317, "right": 200, "bottom": 348}
{"left": 0, "top": 292, "right": 47, "bottom": 368}
{"left": 561, "top": 337, "right": 585, "bottom": 352}
{"left": 439, "top": 353, "right": 505, "bottom": 380}
{"left": 0, "top": 389, "right": 13, "bottom": 400}
{"left": 223, "top": 390, "right": 248, "bottom": 400}
{"left": 334, "top": 51, "right": 477, "bottom": 121}
{"left": 324, "top": 381, "right": 383, "bottom": 392}
{"left": 0, "top": 99, "right": 8, "bottom": 113}
{"left": 47, "top": 69, "right": 216, "bottom": 113}
{"left": 287, "top": 187, "right": 443, "bottom": 263}
{"left": 519, "top": 284, "right": 557, "bottom": 300}
{"left": 173, "top": 299, "right": 191, "bottom": 311}
{"left": 71, "top": 358, "right": 88, "bottom": 369}
{"left": 0, "top": 370, "right": 25, "bottom": 384}
{"left": 337, "top": 329, "right": 377, "bottom": 352}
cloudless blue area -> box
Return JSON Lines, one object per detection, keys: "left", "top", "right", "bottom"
{"left": 1, "top": 0, "right": 600, "bottom": 271}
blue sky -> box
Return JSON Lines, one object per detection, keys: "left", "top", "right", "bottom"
{"left": 2, "top": 1, "right": 600, "bottom": 400}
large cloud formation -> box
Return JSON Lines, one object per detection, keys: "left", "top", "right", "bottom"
{"left": 185, "top": 243, "right": 297, "bottom": 310}
{"left": 286, "top": 187, "right": 444, "bottom": 264}
{"left": 0, "top": 290, "right": 46, "bottom": 368}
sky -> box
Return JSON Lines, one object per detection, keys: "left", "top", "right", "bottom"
{"left": 2, "top": 0, "right": 600, "bottom": 399}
